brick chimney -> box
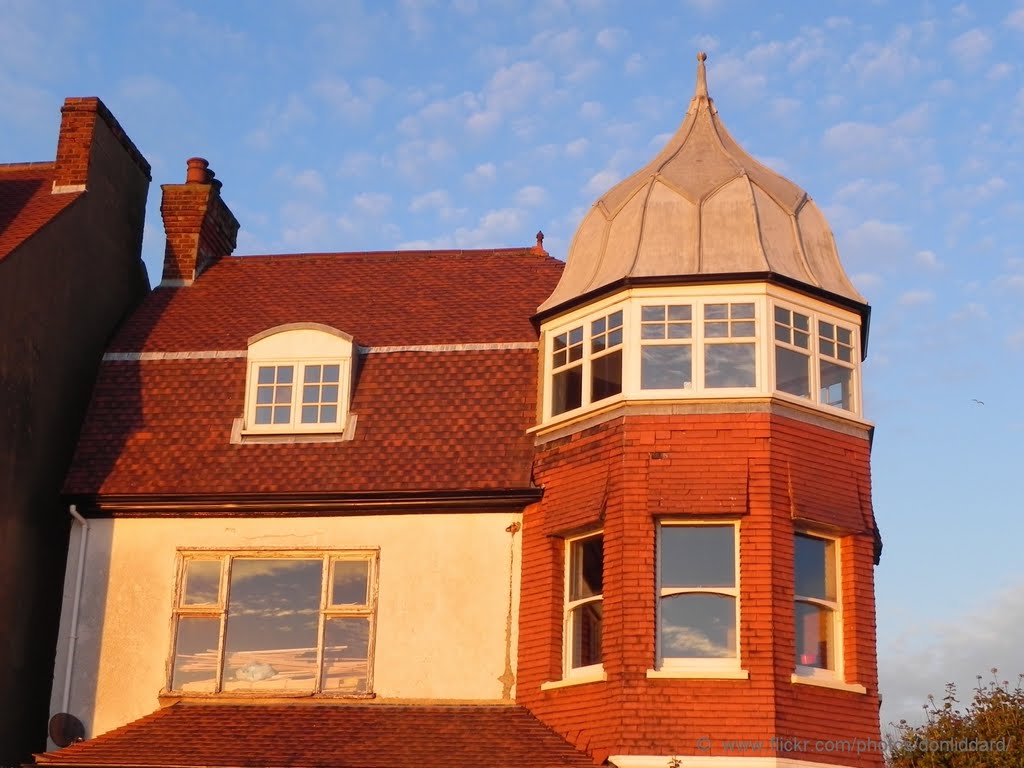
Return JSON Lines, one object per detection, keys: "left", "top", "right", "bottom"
{"left": 160, "top": 157, "right": 240, "bottom": 285}
{"left": 53, "top": 97, "right": 152, "bottom": 192}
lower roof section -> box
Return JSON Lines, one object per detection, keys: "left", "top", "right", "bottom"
{"left": 34, "top": 702, "right": 598, "bottom": 768}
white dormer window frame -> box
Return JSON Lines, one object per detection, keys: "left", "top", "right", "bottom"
{"left": 539, "top": 285, "right": 863, "bottom": 426}
{"left": 243, "top": 324, "right": 355, "bottom": 435}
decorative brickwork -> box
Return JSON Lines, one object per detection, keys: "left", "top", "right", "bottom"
{"left": 519, "top": 410, "right": 882, "bottom": 767}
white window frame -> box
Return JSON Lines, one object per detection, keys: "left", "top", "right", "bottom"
{"left": 538, "top": 285, "right": 864, "bottom": 428}
{"left": 770, "top": 299, "right": 859, "bottom": 415}
{"left": 243, "top": 324, "right": 354, "bottom": 435}
{"left": 653, "top": 520, "right": 742, "bottom": 676}
{"left": 792, "top": 532, "right": 842, "bottom": 683}
{"left": 562, "top": 532, "right": 604, "bottom": 680}
{"left": 168, "top": 549, "right": 378, "bottom": 697}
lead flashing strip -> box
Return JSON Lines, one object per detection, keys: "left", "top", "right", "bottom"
{"left": 103, "top": 342, "right": 538, "bottom": 361}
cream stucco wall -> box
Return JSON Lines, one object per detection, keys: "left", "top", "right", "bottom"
{"left": 49, "top": 513, "right": 522, "bottom": 740}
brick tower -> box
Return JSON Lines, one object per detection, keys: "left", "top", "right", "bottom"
{"left": 519, "top": 53, "right": 882, "bottom": 768}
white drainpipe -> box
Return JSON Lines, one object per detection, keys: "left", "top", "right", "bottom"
{"left": 62, "top": 504, "right": 89, "bottom": 713}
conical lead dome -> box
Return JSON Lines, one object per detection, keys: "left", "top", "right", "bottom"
{"left": 539, "top": 53, "right": 864, "bottom": 314}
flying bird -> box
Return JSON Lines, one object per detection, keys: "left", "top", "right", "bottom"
{"left": 972, "top": 399, "right": 985, "bottom": 406}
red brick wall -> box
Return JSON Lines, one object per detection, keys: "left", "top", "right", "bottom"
{"left": 160, "top": 176, "right": 239, "bottom": 283}
{"left": 519, "top": 411, "right": 882, "bottom": 767}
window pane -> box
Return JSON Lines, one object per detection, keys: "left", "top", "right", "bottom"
{"left": 303, "top": 385, "right": 319, "bottom": 403}
{"left": 172, "top": 617, "right": 219, "bottom": 692}
{"left": 794, "top": 331, "right": 810, "bottom": 349}
{"left": 322, "top": 384, "right": 339, "bottom": 403}
{"left": 820, "top": 360, "right": 852, "bottom": 410}
{"left": 272, "top": 406, "right": 291, "bottom": 424}
{"left": 795, "top": 535, "right": 836, "bottom": 601}
{"left": 569, "top": 327, "right": 583, "bottom": 345}
{"left": 256, "top": 387, "right": 273, "bottom": 405}
{"left": 257, "top": 366, "right": 275, "bottom": 385}
{"left": 731, "top": 303, "right": 754, "bottom": 319}
{"left": 661, "top": 525, "right": 735, "bottom": 588}
{"left": 569, "top": 536, "right": 603, "bottom": 601}
{"left": 182, "top": 560, "right": 220, "bottom": 605}
{"left": 776, "top": 347, "right": 810, "bottom": 398}
{"left": 608, "top": 328, "right": 622, "bottom": 346}
{"left": 642, "top": 324, "right": 666, "bottom": 340}
{"left": 255, "top": 406, "right": 272, "bottom": 425}
{"left": 322, "top": 617, "right": 370, "bottom": 693}
{"left": 608, "top": 310, "right": 623, "bottom": 328}
{"left": 331, "top": 560, "right": 370, "bottom": 606}
{"left": 321, "top": 404, "right": 338, "bottom": 423}
{"left": 732, "top": 321, "right": 755, "bottom": 337}
{"left": 667, "top": 322, "right": 691, "bottom": 339}
{"left": 642, "top": 305, "right": 665, "bottom": 322}
{"left": 775, "top": 324, "right": 790, "bottom": 343}
{"left": 661, "top": 594, "right": 736, "bottom": 658}
{"left": 591, "top": 349, "right": 622, "bottom": 402}
{"left": 274, "top": 386, "right": 292, "bottom": 404}
{"left": 705, "top": 321, "right": 729, "bottom": 338}
{"left": 591, "top": 317, "right": 606, "bottom": 335}
{"left": 774, "top": 306, "right": 790, "bottom": 324}
{"left": 277, "top": 366, "right": 294, "bottom": 384}
{"left": 705, "top": 343, "right": 756, "bottom": 388}
{"left": 222, "top": 559, "right": 322, "bottom": 692}
{"left": 301, "top": 405, "right": 318, "bottom": 423}
{"left": 570, "top": 602, "right": 603, "bottom": 668}
{"left": 794, "top": 313, "right": 810, "bottom": 332}
{"left": 641, "top": 345, "right": 692, "bottom": 390}
{"left": 552, "top": 367, "right": 583, "bottom": 415}
{"left": 704, "top": 303, "right": 727, "bottom": 320}
{"left": 304, "top": 365, "right": 321, "bottom": 383}
{"left": 668, "top": 305, "right": 691, "bottom": 321}
{"left": 795, "top": 601, "right": 834, "bottom": 669}
{"left": 323, "top": 364, "right": 340, "bottom": 383}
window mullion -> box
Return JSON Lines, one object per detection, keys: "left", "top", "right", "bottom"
{"left": 215, "top": 557, "right": 231, "bottom": 692}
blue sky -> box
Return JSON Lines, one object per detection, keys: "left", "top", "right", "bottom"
{"left": 4, "top": 0, "right": 1023, "bottom": 731}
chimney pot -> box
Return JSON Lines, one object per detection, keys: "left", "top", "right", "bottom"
{"left": 185, "top": 157, "right": 210, "bottom": 184}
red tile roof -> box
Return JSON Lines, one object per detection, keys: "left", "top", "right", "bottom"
{"left": 66, "top": 249, "right": 563, "bottom": 498}
{"left": 34, "top": 702, "right": 598, "bottom": 767}
{"left": 111, "top": 249, "right": 563, "bottom": 351}
{"left": 0, "top": 164, "right": 81, "bottom": 261}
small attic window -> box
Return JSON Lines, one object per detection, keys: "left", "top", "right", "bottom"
{"left": 243, "top": 324, "right": 354, "bottom": 435}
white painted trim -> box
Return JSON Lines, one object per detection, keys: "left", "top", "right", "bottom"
{"left": 102, "top": 342, "right": 537, "bottom": 362}
{"left": 361, "top": 342, "right": 537, "bottom": 353}
{"left": 790, "top": 673, "right": 867, "bottom": 694}
{"left": 645, "top": 668, "right": 749, "bottom": 680}
{"left": 158, "top": 278, "right": 194, "bottom": 288}
{"left": 103, "top": 351, "right": 247, "bottom": 361}
{"left": 609, "top": 756, "right": 854, "bottom": 768}
{"left": 540, "top": 669, "right": 607, "bottom": 690}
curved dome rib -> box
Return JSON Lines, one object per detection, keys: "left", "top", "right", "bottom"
{"left": 538, "top": 52, "right": 865, "bottom": 315}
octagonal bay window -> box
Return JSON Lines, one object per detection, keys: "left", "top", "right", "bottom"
{"left": 540, "top": 285, "right": 864, "bottom": 424}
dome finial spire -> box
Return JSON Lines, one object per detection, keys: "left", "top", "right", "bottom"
{"left": 695, "top": 51, "right": 709, "bottom": 99}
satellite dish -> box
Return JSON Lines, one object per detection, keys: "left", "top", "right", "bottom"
{"left": 48, "top": 713, "right": 85, "bottom": 748}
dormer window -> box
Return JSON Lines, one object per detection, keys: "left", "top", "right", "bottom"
{"left": 243, "top": 324, "right": 354, "bottom": 435}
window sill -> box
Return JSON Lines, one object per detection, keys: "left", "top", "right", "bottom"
{"left": 646, "top": 668, "right": 749, "bottom": 680}
{"left": 540, "top": 670, "right": 608, "bottom": 690}
{"left": 231, "top": 415, "right": 357, "bottom": 444}
{"left": 159, "top": 690, "right": 377, "bottom": 702}
{"left": 790, "top": 673, "right": 866, "bottom": 694}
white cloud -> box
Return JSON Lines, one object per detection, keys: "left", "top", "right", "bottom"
{"left": 279, "top": 201, "right": 331, "bottom": 250}
{"left": 312, "top": 77, "right": 373, "bottom": 121}
{"left": 244, "top": 93, "right": 313, "bottom": 150}
{"left": 596, "top": 27, "right": 626, "bottom": 51}
{"left": 352, "top": 192, "right": 392, "bottom": 217}
{"left": 485, "top": 60, "right": 554, "bottom": 112}
{"left": 580, "top": 100, "right": 604, "bottom": 119}
{"left": 951, "top": 302, "right": 989, "bottom": 322}
{"left": 386, "top": 138, "right": 455, "bottom": 179}
{"left": 693, "top": 33, "right": 719, "bottom": 52}
{"left": 823, "top": 105, "right": 931, "bottom": 170}
{"left": 837, "top": 219, "right": 912, "bottom": 269}
{"left": 1008, "top": 329, "right": 1024, "bottom": 348}
{"left": 515, "top": 185, "right": 547, "bottom": 207}
{"left": 1006, "top": 8, "right": 1024, "bottom": 31}
{"left": 565, "top": 137, "right": 589, "bottom": 157}
{"left": 914, "top": 250, "right": 943, "bottom": 270}
{"left": 584, "top": 168, "right": 620, "bottom": 195}
{"left": 845, "top": 26, "right": 923, "bottom": 83}
{"left": 851, "top": 272, "right": 884, "bottom": 291}
{"left": 453, "top": 207, "right": 529, "bottom": 248}
{"left": 399, "top": 0, "right": 435, "bottom": 39}
{"left": 624, "top": 53, "right": 645, "bottom": 74}
{"left": 338, "top": 151, "right": 377, "bottom": 177}
{"left": 466, "top": 109, "right": 501, "bottom": 135}
{"left": 949, "top": 28, "right": 993, "bottom": 62}
{"left": 464, "top": 162, "right": 497, "bottom": 187}
{"left": 968, "top": 176, "right": 1008, "bottom": 201}
{"left": 897, "top": 289, "right": 934, "bottom": 306}
{"left": 291, "top": 169, "right": 327, "bottom": 196}
{"left": 987, "top": 62, "right": 1013, "bottom": 80}
{"left": 410, "top": 188, "right": 463, "bottom": 220}
{"left": 880, "top": 582, "right": 1024, "bottom": 728}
